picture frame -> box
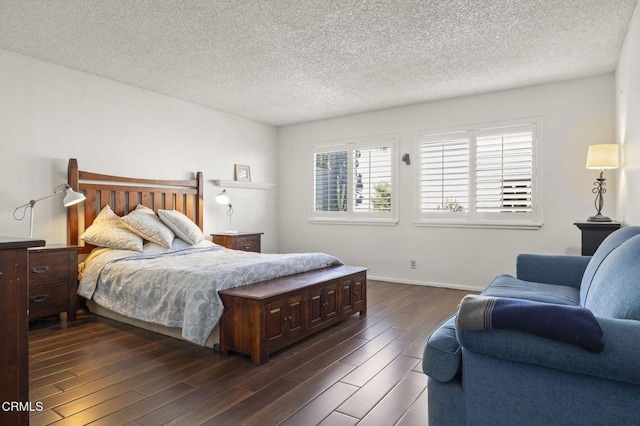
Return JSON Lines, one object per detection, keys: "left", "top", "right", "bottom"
{"left": 234, "top": 164, "right": 251, "bottom": 182}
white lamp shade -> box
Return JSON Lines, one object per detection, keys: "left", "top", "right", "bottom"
{"left": 215, "top": 190, "right": 230, "bottom": 205}
{"left": 586, "top": 144, "right": 619, "bottom": 170}
{"left": 63, "top": 187, "right": 86, "bottom": 207}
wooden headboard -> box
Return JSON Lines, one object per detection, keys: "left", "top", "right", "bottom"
{"left": 67, "top": 158, "right": 204, "bottom": 254}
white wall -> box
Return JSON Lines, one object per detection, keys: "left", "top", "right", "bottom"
{"left": 277, "top": 76, "right": 616, "bottom": 291}
{"left": 0, "top": 47, "right": 623, "bottom": 291}
{"left": 616, "top": 1, "right": 640, "bottom": 226}
{"left": 0, "top": 49, "right": 279, "bottom": 251}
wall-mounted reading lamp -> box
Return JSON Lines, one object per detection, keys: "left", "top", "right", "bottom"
{"left": 13, "top": 183, "right": 86, "bottom": 238}
{"left": 215, "top": 189, "right": 237, "bottom": 234}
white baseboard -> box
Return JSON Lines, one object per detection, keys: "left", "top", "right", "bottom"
{"left": 367, "top": 274, "right": 483, "bottom": 292}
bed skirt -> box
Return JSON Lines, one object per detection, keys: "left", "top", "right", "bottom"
{"left": 86, "top": 299, "right": 220, "bottom": 349}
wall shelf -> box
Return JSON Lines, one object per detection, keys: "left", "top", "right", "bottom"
{"left": 211, "top": 179, "right": 275, "bottom": 190}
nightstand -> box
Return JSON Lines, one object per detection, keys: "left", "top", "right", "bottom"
{"left": 28, "top": 245, "right": 79, "bottom": 321}
{"left": 211, "top": 232, "right": 263, "bottom": 253}
{"left": 574, "top": 221, "right": 621, "bottom": 256}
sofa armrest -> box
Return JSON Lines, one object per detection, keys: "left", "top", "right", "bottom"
{"left": 422, "top": 316, "right": 461, "bottom": 382}
{"left": 516, "top": 254, "right": 591, "bottom": 289}
{"left": 457, "top": 316, "right": 640, "bottom": 386}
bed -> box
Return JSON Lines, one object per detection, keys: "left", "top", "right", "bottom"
{"left": 67, "top": 158, "right": 365, "bottom": 354}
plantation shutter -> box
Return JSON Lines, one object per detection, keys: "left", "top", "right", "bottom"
{"left": 476, "top": 125, "right": 534, "bottom": 214}
{"left": 354, "top": 146, "right": 393, "bottom": 212}
{"left": 416, "top": 121, "right": 540, "bottom": 227}
{"left": 314, "top": 150, "right": 349, "bottom": 212}
{"left": 419, "top": 133, "right": 470, "bottom": 214}
{"left": 312, "top": 135, "right": 397, "bottom": 223}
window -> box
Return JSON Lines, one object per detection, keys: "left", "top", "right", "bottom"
{"left": 417, "top": 121, "right": 541, "bottom": 228}
{"left": 312, "top": 135, "right": 397, "bottom": 224}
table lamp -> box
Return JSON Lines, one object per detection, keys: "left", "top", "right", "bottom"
{"left": 215, "top": 189, "right": 237, "bottom": 234}
{"left": 13, "top": 183, "right": 86, "bottom": 237}
{"left": 585, "top": 144, "right": 619, "bottom": 222}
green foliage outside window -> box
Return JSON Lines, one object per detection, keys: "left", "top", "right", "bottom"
{"left": 372, "top": 182, "right": 391, "bottom": 212}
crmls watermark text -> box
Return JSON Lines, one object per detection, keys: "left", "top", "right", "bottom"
{"left": 2, "top": 401, "right": 44, "bottom": 412}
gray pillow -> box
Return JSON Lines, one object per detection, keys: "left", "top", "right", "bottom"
{"left": 158, "top": 209, "right": 204, "bottom": 245}
{"left": 121, "top": 205, "right": 175, "bottom": 248}
{"left": 80, "top": 205, "right": 143, "bottom": 251}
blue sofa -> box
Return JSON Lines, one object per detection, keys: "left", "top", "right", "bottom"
{"left": 422, "top": 226, "right": 640, "bottom": 425}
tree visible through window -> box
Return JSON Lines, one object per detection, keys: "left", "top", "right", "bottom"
{"left": 354, "top": 146, "right": 392, "bottom": 213}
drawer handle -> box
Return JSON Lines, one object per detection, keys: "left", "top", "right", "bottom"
{"left": 32, "top": 294, "right": 49, "bottom": 303}
{"left": 32, "top": 266, "right": 49, "bottom": 274}
{"left": 242, "top": 244, "right": 252, "bottom": 250}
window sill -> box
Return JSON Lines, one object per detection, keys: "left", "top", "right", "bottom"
{"left": 414, "top": 220, "right": 543, "bottom": 230}
{"left": 309, "top": 217, "right": 399, "bottom": 226}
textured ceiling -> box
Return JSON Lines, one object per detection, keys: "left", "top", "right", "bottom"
{"left": 0, "top": 0, "right": 637, "bottom": 126}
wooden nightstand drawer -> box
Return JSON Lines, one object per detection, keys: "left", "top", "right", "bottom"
{"left": 29, "top": 282, "right": 69, "bottom": 319}
{"left": 212, "top": 232, "right": 263, "bottom": 253}
{"left": 233, "top": 235, "right": 260, "bottom": 252}
{"left": 28, "top": 250, "right": 69, "bottom": 284}
{"left": 28, "top": 245, "right": 79, "bottom": 321}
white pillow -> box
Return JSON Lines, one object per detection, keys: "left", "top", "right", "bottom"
{"left": 80, "top": 205, "right": 144, "bottom": 251}
{"left": 158, "top": 209, "right": 204, "bottom": 245}
{"left": 121, "top": 205, "right": 175, "bottom": 248}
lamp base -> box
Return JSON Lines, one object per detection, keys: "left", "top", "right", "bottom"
{"left": 223, "top": 229, "right": 239, "bottom": 234}
{"left": 587, "top": 213, "right": 612, "bottom": 222}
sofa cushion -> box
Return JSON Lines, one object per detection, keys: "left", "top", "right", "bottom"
{"left": 482, "top": 274, "right": 580, "bottom": 306}
{"left": 580, "top": 226, "right": 640, "bottom": 306}
{"left": 583, "top": 234, "right": 640, "bottom": 320}
{"left": 423, "top": 316, "right": 461, "bottom": 382}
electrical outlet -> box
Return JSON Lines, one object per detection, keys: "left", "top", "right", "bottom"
{"left": 410, "top": 260, "right": 417, "bottom": 269}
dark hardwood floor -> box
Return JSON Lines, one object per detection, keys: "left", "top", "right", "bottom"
{"left": 28, "top": 280, "right": 469, "bottom": 425}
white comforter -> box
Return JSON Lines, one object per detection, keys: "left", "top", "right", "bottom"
{"left": 78, "top": 240, "right": 342, "bottom": 345}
